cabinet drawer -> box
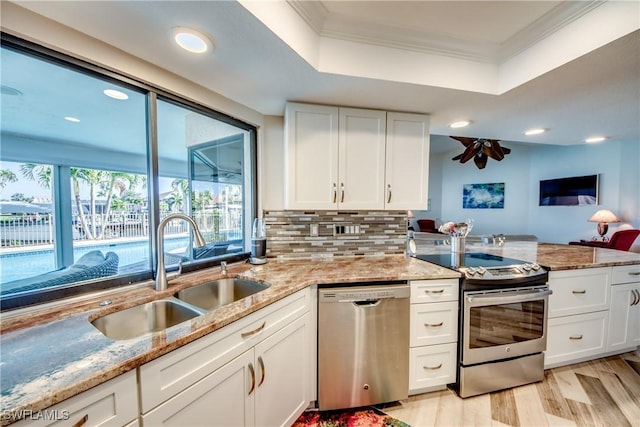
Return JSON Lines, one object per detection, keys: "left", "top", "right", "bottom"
{"left": 545, "top": 311, "right": 608, "bottom": 368}
{"left": 410, "top": 301, "right": 458, "bottom": 347}
{"left": 13, "top": 370, "right": 137, "bottom": 427}
{"left": 612, "top": 264, "right": 640, "bottom": 284}
{"left": 410, "top": 279, "right": 459, "bottom": 304}
{"left": 139, "top": 289, "right": 309, "bottom": 413}
{"left": 548, "top": 268, "right": 610, "bottom": 318}
{"left": 409, "top": 343, "right": 457, "bottom": 394}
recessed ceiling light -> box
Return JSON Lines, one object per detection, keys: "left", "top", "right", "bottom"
{"left": 585, "top": 136, "right": 607, "bottom": 143}
{"left": 173, "top": 27, "right": 213, "bottom": 54}
{"left": 64, "top": 116, "right": 80, "bottom": 123}
{"left": 103, "top": 89, "right": 129, "bottom": 100}
{"left": 449, "top": 120, "right": 471, "bottom": 129}
{"left": 524, "top": 128, "right": 546, "bottom": 136}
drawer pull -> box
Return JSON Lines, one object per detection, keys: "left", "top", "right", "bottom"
{"left": 258, "top": 356, "right": 266, "bottom": 387}
{"left": 241, "top": 321, "right": 266, "bottom": 338}
{"left": 628, "top": 272, "right": 640, "bottom": 276}
{"left": 423, "top": 363, "right": 443, "bottom": 370}
{"left": 424, "top": 289, "right": 445, "bottom": 294}
{"left": 248, "top": 363, "right": 256, "bottom": 395}
{"left": 569, "top": 335, "right": 583, "bottom": 340}
{"left": 387, "top": 184, "right": 392, "bottom": 203}
{"left": 424, "top": 322, "right": 444, "bottom": 327}
{"left": 572, "top": 290, "right": 586, "bottom": 294}
{"left": 632, "top": 289, "right": 640, "bottom": 306}
{"left": 72, "top": 414, "right": 88, "bottom": 427}
{"left": 332, "top": 183, "right": 337, "bottom": 203}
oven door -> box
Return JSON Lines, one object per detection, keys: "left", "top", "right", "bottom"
{"left": 462, "top": 285, "right": 552, "bottom": 366}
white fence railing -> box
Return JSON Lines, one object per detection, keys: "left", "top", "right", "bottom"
{"left": 0, "top": 210, "right": 243, "bottom": 248}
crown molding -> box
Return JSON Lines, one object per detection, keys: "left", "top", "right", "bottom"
{"left": 288, "top": 0, "right": 607, "bottom": 65}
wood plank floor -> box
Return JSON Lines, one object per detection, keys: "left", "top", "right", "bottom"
{"left": 378, "top": 350, "right": 640, "bottom": 427}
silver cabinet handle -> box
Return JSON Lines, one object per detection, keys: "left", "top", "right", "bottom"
{"left": 628, "top": 271, "right": 640, "bottom": 276}
{"left": 248, "top": 363, "right": 255, "bottom": 395}
{"left": 423, "top": 363, "right": 442, "bottom": 370}
{"left": 332, "top": 183, "right": 337, "bottom": 203}
{"left": 258, "top": 356, "right": 265, "bottom": 387}
{"left": 241, "top": 321, "right": 266, "bottom": 338}
{"left": 340, "top": 183, "right": 345, "bottom": 203}
{"left": 387, "top": 184, "right": 392, "bottom": 203}
{"left": 72, "top": 414, "right": 89, "bottom": 427}
{"left": 632, "top": 289, "right": 640, "bottom": 306}
{"left": 572, "top": 290, "right": 586, "bottom": 294}
{"left": 424, "top": 322, "right": 444, "bottom": 327}
{"left": 425, "top": 289, "right": 445, "bottom": 294}
{"left": 569, "top": 335, "right": 583, "bottom": 340}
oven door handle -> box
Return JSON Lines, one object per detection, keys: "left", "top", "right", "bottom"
{"left": 466, "top": 289, "right": 552, "bottom": 306}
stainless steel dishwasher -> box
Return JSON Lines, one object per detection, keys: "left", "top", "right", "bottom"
{"left": 318, "top": 282, "right": 410, "bottom": 410}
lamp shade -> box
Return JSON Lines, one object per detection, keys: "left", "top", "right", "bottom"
{"left": 588, "top": 209, "right": 620, "bottom": 223}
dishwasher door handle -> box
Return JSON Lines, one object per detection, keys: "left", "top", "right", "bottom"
{"left": 352, "top": 299, "right": 382, "bottom": 307}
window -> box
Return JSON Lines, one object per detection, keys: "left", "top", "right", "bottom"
{"left": 0, "top": 36, "right": 256, "bottom": 309}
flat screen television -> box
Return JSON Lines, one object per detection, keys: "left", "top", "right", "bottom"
{"left": 539, "top": 174, "right": 599, "bottom": 206}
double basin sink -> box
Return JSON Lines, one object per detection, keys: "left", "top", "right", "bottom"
{"left": 91, "top": 278, "right": 269, "bottom": 341}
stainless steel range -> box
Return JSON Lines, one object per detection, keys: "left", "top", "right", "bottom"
{"left": 415, "top": 252, "right": 551, "bottom": 398}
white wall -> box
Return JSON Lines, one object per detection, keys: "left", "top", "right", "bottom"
{"left": 430, "top": 140, "right": 640, "bottom": 247}
{"left": 431, "top": 144, "right": 533, "bottom": 236}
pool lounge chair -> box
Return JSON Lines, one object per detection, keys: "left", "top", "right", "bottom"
{"left": 1, "top": 250, "right": 119, "bottom": 295}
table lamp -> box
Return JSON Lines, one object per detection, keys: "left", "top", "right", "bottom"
{"left": 588, "top": 209, "right": 619, "bottom": 241}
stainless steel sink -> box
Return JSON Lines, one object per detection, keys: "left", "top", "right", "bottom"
{"left": 175, "top": 278, "right": 270, "bottom": 311}
{"left": 91, "top": 298, "right": 203, "bottom": 340}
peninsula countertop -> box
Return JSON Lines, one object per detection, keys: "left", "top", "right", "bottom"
{"left": 0, "top": 255, "right": 458, "bottom": 424}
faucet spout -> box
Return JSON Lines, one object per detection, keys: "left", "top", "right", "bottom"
{"left": 156, "top": 213, "right": 206, "bottom": 291}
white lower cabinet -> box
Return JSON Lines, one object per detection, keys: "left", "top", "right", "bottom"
{"left": 139, "top": 289, "right": 311, "bottom": 427}
{"left": 13, "top": 370, "right": 138, "bottom": 427}
{"left": 408, "top": 279, "right": 458, "bottom": 395}
{"left": 607, "top": 265, "right": 640, "bottom": 352}
{"left": 143, "top": 314, "right": 310, "bottom": 427}
{"left": 545, "top": 310, "right": 608, "bottom": 367}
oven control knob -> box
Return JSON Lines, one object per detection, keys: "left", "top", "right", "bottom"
{"left": 466, "top": 268, "right": 476, "bottom": 276}
{"left": 476, "top": 267, "right": 486, "bottom": 275}
{"left": 531, "top": 263, "right": 541, "bottom": 271}
{"left": 522, "top": 264, "right": 532, "bottom": 271}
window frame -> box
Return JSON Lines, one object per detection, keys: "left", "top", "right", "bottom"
{"left": 0, "top": 33, "right": 257, "bottom": 311}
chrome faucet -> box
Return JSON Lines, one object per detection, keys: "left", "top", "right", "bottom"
{"left": 220, "top": 261, "right": 227, "bottom": 276}
{"left": 155, "top": 213, "right": 206, "bottom": 291}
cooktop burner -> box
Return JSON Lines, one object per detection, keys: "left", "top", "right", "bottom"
{"left": 415, "top": 252, "right": 548, "bottom": 286}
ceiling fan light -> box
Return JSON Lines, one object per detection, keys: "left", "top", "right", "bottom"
{"left": 524, "top": 128, "right": 546, "bottom": 136}
{"left": 449, "top": 120, "right": 471, "bottom": 129}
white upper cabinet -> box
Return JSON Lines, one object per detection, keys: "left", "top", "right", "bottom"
{"left": 285, "top": 102, "right": 430, "bottom": 210}
{"left": 285, "top": 103, "right": 339, "bottom": 210}
{"left": 385, "top": 112, "right": 430, "bottom": 210}
{"left": 338, "top": 108, "right": 387, "bottom": 210}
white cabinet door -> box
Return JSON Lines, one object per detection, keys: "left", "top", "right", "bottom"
{"left": 607, "top": 282, "right": 640, "bottom": 352}
{"left": 548, "top": 268, "right": 610, "bottom": 318}
{"left": 142, "top": 351, "right": 255, "bottom": 427}
{"left": 385, "top": 112, "right": 430, "bottom": 210}
{"left": 285, "top": 103, "right": 339, "bottom": 209}
{"left": 338, "top": 108, "right": 386, "bottom": 209}
{"left": 254, "top": 314, "right": 311, "bottom": 427}
{"left": 409, "top": 342, "right": 457, "bottom": 394}
{"left": 13, "top": 371, "right": 138, "bottom": 427}
{"left": 545, "top": 311, "right": 608, "bottom": 368}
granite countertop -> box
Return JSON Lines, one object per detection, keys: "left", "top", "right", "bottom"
{"left": 0, "top": 255, "right": 458, "bottom": 425}
{"left": 416, "top": 241, "right": 640, "bottom": 270}
{"left": 2, "top": 244, "right": 639, "bottom": 424}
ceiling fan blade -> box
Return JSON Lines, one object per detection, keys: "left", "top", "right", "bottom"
{"left": 450, "top": 136, "right": 476, "bottom": 147}
{"left": 501, "top": 146, "right": 511, "bottom": 155}
{"left": 482, "top": 140, "right": 505, "bottom": 161}
{"left": 474, "top": 153, "right": 488, "bottom": 169}
{"left": 452, "top": 153, "right": 464, "bottom": 161}
{"left": 459, "top": 143, "right": 480, "bottom": 163}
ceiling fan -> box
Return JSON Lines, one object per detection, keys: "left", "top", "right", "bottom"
{"left": 450, "top": 136, "right": 511, "bottom": 169}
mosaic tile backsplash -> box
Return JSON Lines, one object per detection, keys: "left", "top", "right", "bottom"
{"left": 264, "top": 210, "right": 408, "bottom": 260}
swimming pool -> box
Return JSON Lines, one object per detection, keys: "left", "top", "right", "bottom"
{"left": 0, "top": 237, "right": 189, "bottom": 283}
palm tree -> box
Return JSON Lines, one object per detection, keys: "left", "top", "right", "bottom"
{"left": 170, "top": 178, "right": 189, "bottom": 213}
{"left": 96, "top": 172, "right": 141, "bottom": 239}
{"left": 0, "top": 169, "right": 18, "bottom": 195}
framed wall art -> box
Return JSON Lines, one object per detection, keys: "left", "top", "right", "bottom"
{"left": 463, "top": 182, "right": 505, "bottom": 209}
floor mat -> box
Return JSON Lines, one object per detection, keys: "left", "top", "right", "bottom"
{"left": 292, "top": 407, "right": 411, "bottom": 427}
